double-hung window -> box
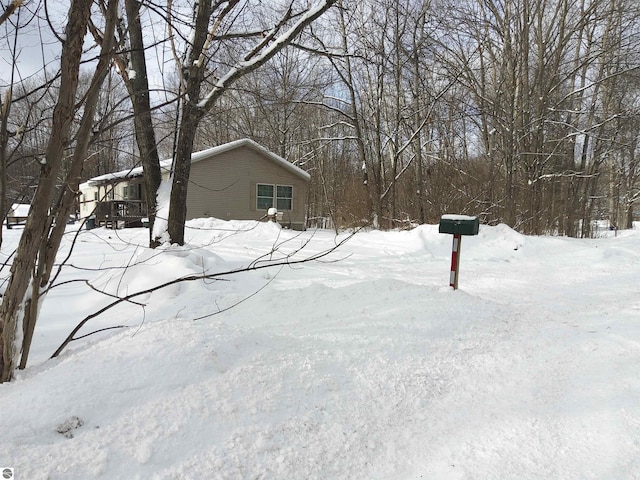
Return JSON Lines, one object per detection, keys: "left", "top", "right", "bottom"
{"left": 257, "top": 184, "right": 275, "bottom": 209}
{"left": 256, "top": 184, "right": 293, "bottom": 211}
{"left": 276, "top": 185, "right": 292, "bottom": 210}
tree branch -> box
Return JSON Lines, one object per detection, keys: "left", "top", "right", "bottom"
{"left": 50, "top": 229, "right": 357, "bottom": 359}
{"left": 0, "top": 0, "right": 23, "bottom": 27}
{"left": 197, "top": 0, "right": 338, "bottom": 113}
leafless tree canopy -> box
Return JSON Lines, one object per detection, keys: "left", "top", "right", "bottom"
{"left": 2, "top": 0, "right": 639, "bottom": 235}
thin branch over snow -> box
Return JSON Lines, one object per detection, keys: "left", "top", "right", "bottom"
{"left": 50, "top": 228, "right": 356, "bottom": 359}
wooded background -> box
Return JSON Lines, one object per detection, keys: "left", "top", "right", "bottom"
{"left": 2, "top": 0, "right": 639, "bottom": 237}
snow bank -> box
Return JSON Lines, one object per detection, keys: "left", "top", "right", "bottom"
{"left": 0, "top": 221, "right": 639, "bottom": 479}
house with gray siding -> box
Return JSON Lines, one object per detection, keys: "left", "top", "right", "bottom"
{"left": 79, "top": 139, "right": 310, "bottom": 230}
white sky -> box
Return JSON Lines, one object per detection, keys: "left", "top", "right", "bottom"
{"left": 0, "top": 1, "right": 172, "bottom": 91}
{"left": 0, "top": 1, "right": 68, "bottom": 85}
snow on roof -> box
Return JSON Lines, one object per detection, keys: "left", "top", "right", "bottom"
{"left": 87, "top": 159, "right": 172, "bottom": 185}
{"left": 85, "top": 138, "right": 310, "bottom": 187}
{"left": 9, "top": 203, "right": 30, "bottom": 217}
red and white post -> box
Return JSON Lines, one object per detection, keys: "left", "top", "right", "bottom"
{"left": 449, "top": 233, "right": 462, "bottom": 289}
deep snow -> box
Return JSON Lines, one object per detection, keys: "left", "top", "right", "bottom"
{"left": 0, "top": 219, "right": 639, "bottom": 479}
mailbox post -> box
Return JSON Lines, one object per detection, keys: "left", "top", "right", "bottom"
{"left": 438, "top": 215, "right": 479, "bottom": 289}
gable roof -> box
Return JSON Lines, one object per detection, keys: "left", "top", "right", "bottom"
{"left": 191, "top": 139, "right": 311, "bottom": 181}
{"left": 85, "top": 138, "right": 310, "bottom": 187}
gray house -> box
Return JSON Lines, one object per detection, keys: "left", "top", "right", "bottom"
{"left": 79, "top": 139, "right": 310, "bottom": 230}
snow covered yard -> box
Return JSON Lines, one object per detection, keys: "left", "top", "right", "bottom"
{"left": 0, "top": 220, "right": 639, "bottom": 479}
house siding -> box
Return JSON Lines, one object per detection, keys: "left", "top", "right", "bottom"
{"left": 186, "top": 145, "right": 308, "bottom": 229}
{"left": 79, "top": 140, "right": 310, "bottom": 230}
{"left": 79, "top": 178, "right": 145, "bottom": 218}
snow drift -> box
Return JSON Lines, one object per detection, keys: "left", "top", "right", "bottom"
{"left": 0, "top": 220, "right": 638, "bottom": 479}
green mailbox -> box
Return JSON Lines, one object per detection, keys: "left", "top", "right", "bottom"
{"left": 439, "top": 214, "right": 479, "bottom": 289}
{"left": 438, "top": 215, "right": 479, "bottom": 236}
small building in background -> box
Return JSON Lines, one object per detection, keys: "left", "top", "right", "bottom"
{"left": 79, "top": 138, "right": 310, "bottom": 230}
{"left": 6, "top": 204, "right": 31, "bottom": 228}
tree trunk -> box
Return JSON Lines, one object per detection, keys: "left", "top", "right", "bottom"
{"left": 166, "top": 0, "right": 211, "bottom": 246}
{"left": 0, "top": 0, "right": 92, "bottom": 383}
{"left": 167, "top": 107, "right": 202, "bottom": 245}
{"left": 624, "top": 202, "right": 634, "bottom": 229}
{"left": 0, "top": 91, "right": 9, "bottom": 248}
{"left": 124, "top": 0, "right": 162, "bottom": 248}
{"left": 165, "top": 0, "right": 337, "bottom": 244}
{"left": 18, "top": 0, "right": 119, "bottom": 370}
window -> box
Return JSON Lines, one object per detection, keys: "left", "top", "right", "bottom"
{"left": 257, "top": 184, "right": 274, "bottom": 209}
{"left": 256, "top": 184, "right": 293, "bottom": 211}
{"left": 125, "top": 183, "right": 142, "bottom": 200}
{"left": 276, "top": 185, "right": 292, "bottom": 211}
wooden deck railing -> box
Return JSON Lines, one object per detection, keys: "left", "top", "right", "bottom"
{"left": 95, "top": 200, "right": 147, "bottom": 228}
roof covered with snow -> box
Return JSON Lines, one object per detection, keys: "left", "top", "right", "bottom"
{"left": 85, "top": 138, "right": 310, "bottom": 187}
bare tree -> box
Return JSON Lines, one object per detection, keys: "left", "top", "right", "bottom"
{"left": 163, "top": 0, "right": 338, "bottom": 245}
{"left": 0, "top": 0, "right": 119, "bottom": 382}
{"left": 436, "top": 0, "right": 640, "bottom": 235}
{"left": 0, "top": 0, "right": 338, "bottom": 383}
{"left": 112, "top": 0, "right": 163, "bottom": 247}
{"left": 0, "top": 0, "right": 26, "bottom": 247}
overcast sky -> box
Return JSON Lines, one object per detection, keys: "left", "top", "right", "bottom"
{"left": 0, "top": 1, "right": 173, "bottom": 93}
{"left": 0, "top": 2, "right": 65, "bottom": 86}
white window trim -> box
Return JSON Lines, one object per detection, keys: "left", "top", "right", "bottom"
{"left": 276, "top": 184, "right": 293, "bottom": 211}
{"left": 256, "top": 183, "right": 275, "bottom": 210}
{"left": 256, "top": 183, "right": 293, "bottom": 211}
